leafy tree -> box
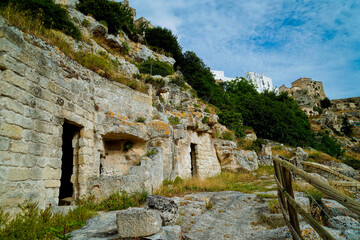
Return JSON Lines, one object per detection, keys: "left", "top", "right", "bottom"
{"left": 341, "top": 116, "right": 354, "bottom": 137}
{"left": 320, "top": 97, "right": 331, "bottom": 109}
{"left": 1, "top": 0, "right": 81, "bottom": 40}
{"left": 76, "top": 0, "right": 134, "bottom": 35}
{"left": 145, "top": 27, "right": 184, "bottom": 68}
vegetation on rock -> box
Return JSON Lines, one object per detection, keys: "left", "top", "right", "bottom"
{"left": 138, "top": 59, "right": 174, "bottom": 77}
{"left": 76, "top": 0, "right": 135, "bottom": 36}
{"left": 145, "top": 27, "right": 184, "bottom": 68}
{"left": 1, "top": 0, "right": 81, "bottom": 40}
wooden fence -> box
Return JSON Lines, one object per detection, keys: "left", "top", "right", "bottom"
{"left": 273, "top": 156, "right": 360, "bottom": 240}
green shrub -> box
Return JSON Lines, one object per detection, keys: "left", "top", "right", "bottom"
{"left": 313, "top": 106, "right": 323, "bottom": 115}
{"left": 1, "top": 0, "right": 81, "bottom": 40}
{"left": 0, "top": 201, "right": 95, "bottom": 239}
{"left": 170, "top": 76, "right": 186, "bottom": 88}
{"left": 145, "top": 76, "right": 166, "bottom": 88}
{"left": 136, "top": 116, "right": 146, "bottom": 123}
{"left": 124, "top": 141, "right": 133, "bottom": 151}
{"left": 146, "top": 148, "right": 158, "bottom": 157}
{"left": 307, "top": 188, "right": 323, "bottom": 205}
{"left": 139, "top": 59, "right": 174, "bottom": 77}
{"left": 145, "top": 27, "right": 184, "bottom": 68}
{"left": 169, "top": 116, "right": 180, "bottom": 125}
{"left": 81, "top": 19, "right": 90, "bottom": 27}
{"left": 99, "top": 20, "right": 108, "bottom": 27}
{"left": 76, "top": 0, "right": 134, "bottom": 35}
{"left": 320, "top": 97, "right": 331, "bottom": 108}
{"left": 122, "top": 41, "right": 130, "bottom": 54}
{"left": 222, "top": 132, "right": 234, "bottom": 141}
{"left": 77, "top": 191, "right": 148, "bottom": 212}
{"left": 341, "top": 116, "right": 354, "bottom": 137}
{"left": 202, "top": 116, "right": 209, "bottom": 124}
{"left": 343, "top": 157, "right": 360, "bottom": 170}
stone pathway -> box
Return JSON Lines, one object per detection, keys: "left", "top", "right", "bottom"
{"left": 69, "top": 191, "right": 360, "bottom": 240}
{"left": 172, "top": 191, "right": 290, "bottom": 240}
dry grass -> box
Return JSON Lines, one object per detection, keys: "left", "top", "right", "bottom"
{"left": 272, "top": 145, "right": 295, "bottom": 159}
{"left": 155, "top": 166, "right": 276, "bottom": 197}
{"left": 305, "top": 150, "right": 341, "bottom": 164}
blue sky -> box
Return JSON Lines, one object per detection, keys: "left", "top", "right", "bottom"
{"left": 129, "top": 0, "right": 360, "bottom": 99}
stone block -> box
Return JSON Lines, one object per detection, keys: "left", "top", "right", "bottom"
{"left": 0, "top": 122, "right": 23, "bottom": 139}
{"left": 0, "top": 136, "right": 11, "bottom": 151}
{"left": 116, "top": 208, "right": 162, "bottom": 238}
{"left": 30, "top": 167, "right": 44, "bottom": 180}
{"left": 2, "top": 97, "right": 24, "bottom": 114}
{"left": 45, "top": 180, "right": 61, "bottom": 188}
{"left": 10, "top": 140, "right": 29, "bottom": 154}
{"left": 7, "top": 167, "right": 31, "bottom": 181}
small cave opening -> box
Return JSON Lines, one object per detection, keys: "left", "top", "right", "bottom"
{"left": 190, "top": 143, "right": 197, "bottom": 176}
{"left": 101, "top": 134, "right": 146, "bottom": 176}
{"left": 59, "top": 121, "right": 81, "bottom": 205}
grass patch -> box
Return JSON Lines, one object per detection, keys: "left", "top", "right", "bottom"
{"left": 155, "top": 167, "right": 276, "bottom": 197}
{"left": 0, "top": 191, "right": 149, "bottom": 239}
{"left": 0, "top": 201, "right": 95, "bottom": 240}
{"left": 305, "top": 150, "right": 340, "bottom": 164}
{"left": 272, "top": 145, "right": 295, "bottom": 159}
{"left": 254, "top": 214, "right": 286, "bottom": 229}
{"left": 77, "top": 191, "right": 148, "bottom": 212}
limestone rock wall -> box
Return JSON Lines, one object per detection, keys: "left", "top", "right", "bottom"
{"left": 0, "top": 17, "right": 231, "bottom": 214}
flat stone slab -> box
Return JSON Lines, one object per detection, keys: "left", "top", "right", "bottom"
{"left": 116, "top": 207, "right": 162, "bottom": 238}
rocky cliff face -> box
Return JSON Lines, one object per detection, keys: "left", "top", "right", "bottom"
{"left": 0, "top": 5, "right": 259, "bottom": 214}
{"left": 310, "top": 97, "right": 360, "bottom": 157}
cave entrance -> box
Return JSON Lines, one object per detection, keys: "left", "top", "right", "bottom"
{"left": 190, "top": 143, "right": 197, "bottom": 176}
{"left": 59, "top": 121, "right": 81, "bottom": 205}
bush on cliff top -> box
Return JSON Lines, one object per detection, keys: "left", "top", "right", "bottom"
{"left": 1, "top": 0, "right": 81, "bottom": 40}
{"left": 76, "top": 0, "right": 134, "bottom": 35}
{"left": 145, "top": 27, "right": 184, "bottom": 68}
{"left": 138, "top": 59, "right": 174, "bottom": 77}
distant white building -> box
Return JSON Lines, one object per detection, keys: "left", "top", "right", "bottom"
{"left": 211, "top": 70, "right": 235, "bottom": 82}
{"left": 244, "top": 72, "right": 274, "bottom": 93}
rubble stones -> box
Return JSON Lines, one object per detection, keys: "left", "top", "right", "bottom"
{"left": 146, "top": 195, "right": 179, "bottom": 226}
{"left": 116, "top": 208, "right": 162, "bottom": 238}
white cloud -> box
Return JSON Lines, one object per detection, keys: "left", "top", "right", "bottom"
{"left": 130, "top": 0, "right": 360, "bottom": 99}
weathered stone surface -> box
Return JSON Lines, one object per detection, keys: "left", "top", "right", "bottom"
{"left": 146, "top": 195, "right": 179, "bottom": 226}
{"left": 295, "top": 147, "right": 309, "bottom": 162}
{"left": 135, "top": 45, "right": 156, "bottom": 61}
{"left": 328, "top": 216, "right": 360, "bottom": 231}
{"left": 145, "top": 225, "right": 182, "bottom": 240}
{"left": 258, "top": 144, "right": 273, "bottom": 166}
{"left": 236, "top": 150, "right": 258, "bottom": 171}
{"left": 70, "top": 210, "right": 119, "bottom": 240}
{"left": 116, "top": 208, "right": 162, "bottom": 238}
{"left": 0, "top": 123, "right": 23, "bottom": 140}
{"left": 322, "top": 199, "right": 359, "bottom": 219}
{"left": 308, "top": 173, "right": 329, "bottom": 185}
{"left": 245, "top": 133, "right": 257, "bottom": 141}
{"left": 174, "top": 191, "right": 290, "bottom": 240}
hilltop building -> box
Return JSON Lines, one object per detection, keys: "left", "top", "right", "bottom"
{"left": 244, "top": 72, "right": 273, "bottom": 93}
{"left": 211, "top": 70, "right": 275, "bottom": 93}
{"left": 279, "top": 77, "right": 326, "bottom": 115}
{"left": 211, "top": 70, "right": 235, "bottom": 83}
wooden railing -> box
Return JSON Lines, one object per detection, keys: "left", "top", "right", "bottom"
{"left": 273, "top": 156, "right": 360, "bottom": 240}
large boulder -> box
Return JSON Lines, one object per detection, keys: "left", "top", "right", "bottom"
{"left": 328, "top": 216, "right": 360, "bottom": 231}
{"left": 295, "top": 147, "right": 309, "bottom": 162}
{"left": 258, "top": 144, "right": 273, "bottom": 166}
{"left": 146, "top": 195, "right": 179, "bottom": 226}
{"left": 116, "top": 208, "right": 162, "bottom": 238}
{"left": 135, "top": 45, "right": 156, "bottom": 61}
